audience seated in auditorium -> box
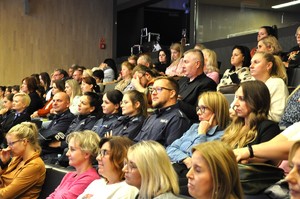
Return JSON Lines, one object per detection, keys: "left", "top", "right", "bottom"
{"left": 78, "top": 136, "right": 139, "bottom": 199}
{"left": 128, "top": 54, "right": 138, "bottom": 66}
{"left": 134, "top": 77, "right": 190, "bottom": 147}
{"left": 124, "top": 140, "right": 181, "bottom": 199}
{"left": 47, "top": 131, "right": 100, "bottom": 199}
{"left": 39, "top": 72, "right": 51, "bottom": 100}
{"left": 257, "top": 35, "right": 283, "bottom": 56}
{"left": 92, "top": 90, "right": 123, "bottom": 137}
{"left": 114, "top": 61, "right": 134, "bottom": 92}
{"left": 0, "top": 122, "right": 46, "bottom": 198}
{"left": 137, "top": 53, "right": 153, "bottom": 68}
{"left": 45, "top": 69, "right": 68, "bottom": 101}
{"left": 112, "top": 90, "right": 147, "bottom": 140}
{"left": 202, "top": 48, "right": 220, "bottom": 84}
{"left": 11, "top": 85, "right": 20, "bottom": 94}
{"left": 279, "top": 85, "right": 300, "bottom": 128}
{"left": 167, "top": 91, "right": 230, "bottom": 188}
{"left": 154, "top": 49, "right": 171, "bottom": 74}
{"left": 0, "top": 93, "right": 14, "bottom": 124}
{"left": 178, "top": 49, "right": 217, "bottom": 122}
{"left": 92, "top": 69, "right": 105, "bottom": 93}
{"left": 187, "top": 141, "right": 243, "bottom": 199}
{"left": 4, "top": 86, "right": 12, "bottom": 97}
{"left": 283, "top": 26, "right": 300, "bottom": 68}
{"left": 31, "top": 79, "right": 65, "bottom": 119}
{"left": 98, "top": 58, "right": 118, "bottom": 83}
{"left": 0, "top": 93, "right": 31, "bottom": 146}
{"left": 65, "top": 79, "right": 82, "bottom": 115}
{"left": 55, "top": 92, "right": 101, "bottom": 167}
{"left": 20, "top": 76, "right": 44, "bottom": 115}
{"left": 222, "top": 80, "right": 281, "bottom": 164}
{"left": 250, "top": 25, "right": 278, "bottom": 57}
{"left": 217, "top": 45, "right": 252, "bottom": 91}
{"left": 81, "top": 76, "right": 100, "bottom": 94}
{"left": 72, "top": 69, "right": 83, "bottom": 84}
{"left": 39, "top": 92, "right": 75, "bottom": 164}
{"left": 130, "top": 64, "right": 158, "bottom": 107}
{"left": 250, "top": 52, "right": 288, "bottom": 122}
{"left": 0, "top": 86, "right": 6, "bottom": 109}
{"left": 165, "top": 43, "right": 185, "bottom": 77}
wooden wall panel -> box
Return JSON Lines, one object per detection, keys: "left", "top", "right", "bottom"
{"left": 0, "top": 0, "right": 114, "bottom": 85}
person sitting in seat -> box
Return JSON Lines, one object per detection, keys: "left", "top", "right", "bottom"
{"left": 0, "top": 122, "right": 46, "bottom": 198}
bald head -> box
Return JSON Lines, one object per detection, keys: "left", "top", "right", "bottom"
{"left": 52, "top": 92, "right": 70, "bottom": 114}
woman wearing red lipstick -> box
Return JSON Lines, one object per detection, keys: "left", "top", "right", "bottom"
{"left": 187, "top": 141, "right": 243, "bottom": 199}
{"left": 222, "top": 80, "right": 280, "bottom": 164}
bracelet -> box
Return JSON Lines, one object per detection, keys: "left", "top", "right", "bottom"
{"left": 247, "top": 144, "right": 254, "bottom": 158}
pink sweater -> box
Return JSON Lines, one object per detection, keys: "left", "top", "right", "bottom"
{"left": 46, "top": 168, "right": 100, "bottom": 199}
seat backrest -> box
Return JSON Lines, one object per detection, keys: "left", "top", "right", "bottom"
{"left": 287, "top": 68, "right": 300, "bottom": 87}
{"left": 38, "top": 165, "right": 69, "bottom": 199}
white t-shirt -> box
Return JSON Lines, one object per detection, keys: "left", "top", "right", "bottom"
{"left": 77, "top": 178, "right": 138, "bottom": 199}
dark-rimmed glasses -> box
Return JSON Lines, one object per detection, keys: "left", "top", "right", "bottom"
{"left": 149, "top": 87, "right": 173, "bottom": 94}
{"left": 196, "top": 105, "right": 208, "bottom": 114}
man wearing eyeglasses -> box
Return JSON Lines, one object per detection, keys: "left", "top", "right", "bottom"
{"left": 134, "top": 77, "right": 190, "bottom": 147}
{"left": 178, "top": 49, "right": 217, "bottom": 122}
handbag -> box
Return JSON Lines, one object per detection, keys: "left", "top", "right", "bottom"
{"left": 238, "top": 163, "right": 285, "bottom": 195}
{"left": 218, "top": 84, "right": 239, "bottom": 94}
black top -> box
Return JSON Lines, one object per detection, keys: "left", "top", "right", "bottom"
{"left": 178, "top": 73, "right": 217, "bottom": 122}
{"left": 27, "top": 91, "right": 44, "bottom": 115}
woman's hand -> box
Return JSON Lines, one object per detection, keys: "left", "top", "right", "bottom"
{"left": 0, "top": 148, "right": 12, "bottom": 164}
{"left": 0, "top": 108, "right": 8, "bottom": 115}
{"left": 233, "top": 147, "right": 250, "bottom": 163}
{"left": 104, "top": 130, "right": 113, "bottom": 138}
{"left": 198, "top": 114, "right": 215, "bottom": 135}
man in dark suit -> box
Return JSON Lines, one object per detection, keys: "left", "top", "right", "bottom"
{"left": 178, "top": 49, "right": 217, "bottom": 122}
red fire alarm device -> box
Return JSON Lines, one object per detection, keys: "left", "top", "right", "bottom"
{"left": 100, "top": 38, "right": 106, "bottom": 49}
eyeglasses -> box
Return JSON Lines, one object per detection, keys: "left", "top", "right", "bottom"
{"left": 7, "top": 139, "right": 23, "bottom": 147}
{"left": 98, "top": 149, "right": 110, "bottom": 157}
{"left": 196, "top": 105, "right": 208, "bottom": 114}
{"left": 123, "top": 159, "right": 138, "bottom": 172}
{"left": 295, "top": 34, "right": 300, "bottom": 37}
{"left": 149, "top": 87, "right": 173, "bottom": 94}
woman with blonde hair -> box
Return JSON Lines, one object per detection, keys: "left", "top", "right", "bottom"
{"left": 165, "top": 43, "right": 185, "bottom": 76}
{"left": 222, "top": 81, "right": 280, "bottom": 160}
{"left": 187, "top": 141, "right": 243, "bottom": 199}
{"left": 115, "top": 61, "right": 135, "bottom": 92}
{"left": 47, "top": 130, "right": 100, "bottom": 198}
{"left": 257, "top": 35, "right": 282, "bottom": 56}
{"left": 0, "top": 122, "right": 46, "bottom": 198}
{"left": 65, "top": 79, "right": 82, "bottom": 115}
{"left": 78, "top": 136, "right": 138, "bottom": 199}
{"left": 202, "top": 49, "right": 220, "bottom": 84}
{"left": 250, "top": 52, "right": 288, "bottom": 122}
{"left": 123, "top": 140, "right": 181, "bottom": 199}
